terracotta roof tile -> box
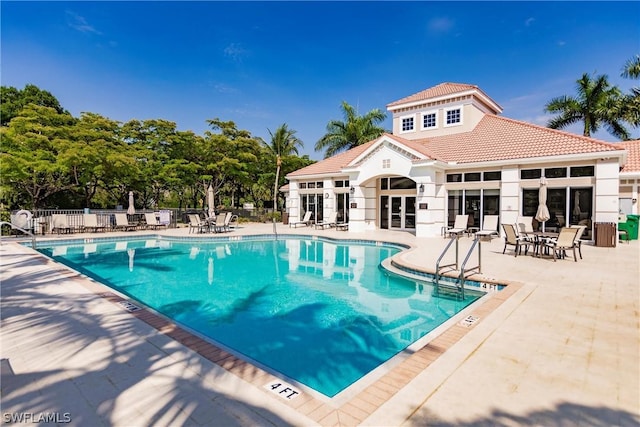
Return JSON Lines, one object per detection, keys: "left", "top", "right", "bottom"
{"left": 411, "top": 115, "right": 624, "bottom": 164}
{"left": 619, "top": 140, "right": 640, "bottom": 173}
{"left": 387, "top": 82, "right": 481, "bottom": 108}
{"left": 286, "top": 139, "right": 378, "bottom": 177}
{"left": 288, "top": 116, "right": 625, "bottom": 178}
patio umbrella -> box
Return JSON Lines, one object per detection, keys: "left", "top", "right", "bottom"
{"left": 207, "top": 185, "right": 215, "bottom": 219}
{"left": 573, "top": 191, "right": 582, "bottom": 216}
{"left": 127, "top": 191, "right": 135, "bottom": 215}
{"left": 535, "top": 177, "right": 550, "bottom": 224}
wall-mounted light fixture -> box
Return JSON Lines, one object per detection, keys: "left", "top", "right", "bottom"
{"left": 419, "top": 184, "right": 425, "bottom": 193}
{"left": 324, "top": 192, "right": 329, "bottom": 199}
{"left": 350, "top": 186, "right": 355, "bottom": 195}
{"left": 633, "top": 198, "right": 638, "bottom": 203}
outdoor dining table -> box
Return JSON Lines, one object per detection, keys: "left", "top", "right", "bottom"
{"left": 528, "top": 231, "right": 559, "bottom": 257}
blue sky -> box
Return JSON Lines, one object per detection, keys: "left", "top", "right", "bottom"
{"left": 2, "top": 1, "right": 639, "bottom": 159}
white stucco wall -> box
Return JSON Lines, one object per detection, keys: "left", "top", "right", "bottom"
{"left": 594, "top": 159, "right": 621, "bottom": 223}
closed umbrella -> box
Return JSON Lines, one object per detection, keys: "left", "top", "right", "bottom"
{"left": 535, "top": 177, "right": 550, "bottom": 225}
{"left": 207, "top": 185, "right": 215, "bottom": 219}
{"left": 127, "top": 191, "right": 135, "bottom": 215}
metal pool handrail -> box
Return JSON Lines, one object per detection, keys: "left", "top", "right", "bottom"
{"left": 0, "top": 221, "right": 37, "bottom": 249}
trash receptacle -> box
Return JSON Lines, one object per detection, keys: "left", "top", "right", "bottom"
{"left": 595, "top": 222, "right": 616, "bottom": 247}
{"left": 282, "top": 212, "right": 289, "bottom": 225}
{"left": 625, "top": 214, "right": 639, "bottom": 240}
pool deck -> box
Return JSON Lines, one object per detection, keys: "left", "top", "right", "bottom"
{"left": 1, "top": 223, "right": 638, "bottom": 426}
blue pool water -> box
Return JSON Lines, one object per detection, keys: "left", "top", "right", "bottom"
{"left": 37, "top": 236, "right": 483, "bottom": 397}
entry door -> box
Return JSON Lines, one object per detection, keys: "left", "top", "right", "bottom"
{"left": 391, "top": 197, "right": 402, "bottom": 228}
{"left": 384, "top": 196, "right": 416, "bottom": 230}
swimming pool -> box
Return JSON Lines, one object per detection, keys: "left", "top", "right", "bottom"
{"left": 37, "top": 236, "right": 484, "bottom": 397}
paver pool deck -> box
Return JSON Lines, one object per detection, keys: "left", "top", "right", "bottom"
{"left": 1, "top": 223, "right": 638, "bottom": 426}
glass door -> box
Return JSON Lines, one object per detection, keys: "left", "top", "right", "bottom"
{"left": 380, "top": 196, "right": 389, "bottom": 229}
{"left": 405, "top": 197, "right": 416, "bottom": 228}
{"left": 391, "top": 197, "right": 402, "bottom": 228}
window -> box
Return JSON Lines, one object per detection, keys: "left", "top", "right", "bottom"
{"left": 483, "top": 171, "right": 502, "bottom": 181}
{"left": 570, "top": 166, "right": 595, "bottom": 177}
{"left": 401, "top": 116, "right": 414, "bottom": 132}
{"left": 389, "top": 177, "right": 416, "bottom": 190}
{"left": 334, "top": 179, "right": 349, "bottom": 188}
{"left": 521, "top": 169, "right": 542, "bottom": 179}
{"left": 445, "top": 108, "right": 461, "bottom": 126}
{"left": 464, "top": 172, "right": 481, "bottom": 182}
{"left": 299, "top": 183, "right": 307, "bottom": 189}
{"left": 545, "top": 167, "right": 567, "bottom": 178}
{"left": 446, "top": 173, "right": 462, "bottom": 183}
{"left": 422, "top": 112, "right": 437, "bottom": 129}
{"left": 382, "top": 159, "right": 390, "bottom": 169}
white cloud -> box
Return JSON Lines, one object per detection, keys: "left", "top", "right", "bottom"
{"left": 65, "top": 11, "right": 101, "bottom": 35}
{"left": 525, "top": 17, "right": 535, "bottom": 27}
{"left": 224, "top": 43, "right": 248, "bottom": 62}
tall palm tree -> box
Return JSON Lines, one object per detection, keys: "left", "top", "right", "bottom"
{"left": 545, "top": 73, "right": 630, "bottom": 140}
{"left": 315, "top": 101, "right": 387, "bottom": 158}
{"left": 264, "top": 124, "right": 303, "bottom": 212}
{"left": 621, "top": 55, "right": 640, "bottom": 128}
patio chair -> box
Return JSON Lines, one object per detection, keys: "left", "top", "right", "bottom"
{"left": 475, "top": 215, "right": 499, "bottom": 239}
{"left": 444, "top": 215, "right": 469, "bottom": 238}
{"left": 82, "top": 214, "right": 106, "bottom": 233}
{"left": 212, "top": 212, "right": 228, "bottom": 233}
{"left": 228, "top": 214, "right": 239, "bottom": 230}
{"left": 542, "top": 227, "right": 580, "bottom": 262}
{"left": 144, "top": 213, "right": 168, "bottom": 230}
{"left": 502, "top": 223, "right": 534, "bottom": 257}
{"left": 114, "top": 213, "right": 137, "bottom": 231}
{"left": 516, "top": 216, "right": 535, "bottom": 236}
{"left": 290, "top": 211, "right": 312, "bottom": 228}
{"left": 569, "top": 224, "right": 587, "bottom": 259}
{"left": 223, "top": 212, "right": 233, "bottom": 232}
{"left": 51, "top": 214, "right": 72, "bottom": 234}
{"left": 188, "top": 214, "right": 208, "bottom": 234}
{"left": 315, "top": 211, "right": 338, "bottom": 229}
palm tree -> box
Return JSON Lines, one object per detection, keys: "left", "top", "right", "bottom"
{"left": 315, "top": 101, "right": 387, "bottom": 158}
{"left": 264, "top": 124, "right": 303, "bottom": 212}
{"left": 620, "top": 55, "right": 640, "bottom": 127}
{"left": 545, "top": 73, "right": 630, "bottom": 140}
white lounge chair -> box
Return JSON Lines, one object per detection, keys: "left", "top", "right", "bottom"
{"left": 445, "top": 214, "right": 469, "bottom": 238}
{"left": 51, "top": 214, "right": 72, "bottom": 234}
{"left": 475, "top": 215, "right": 499, "bottom": 239}
{"left": 114, "top": 213, "right": 137, "bottom": 231}
{"left": 315, "top": 212, "right": 338, "bottom": 229}
{"left": 144, "top": 213, "right": 167, "bottom": 230}
{"left": 289, "top": 211, "right": 312, "bottom": 228}
{"left": 82, "top": 214, "right": 106, "bottom": 232}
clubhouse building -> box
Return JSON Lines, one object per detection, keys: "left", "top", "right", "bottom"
{"left": 285, "top": 83, "right": 638, "bottom": 239}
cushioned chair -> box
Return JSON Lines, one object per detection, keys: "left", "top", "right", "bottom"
{"left": 569, "top": 224, "right": 587, "bottom": 259}
{"left": 114, "top": 213, "right": 137, "bottom": 231}
{"left": 144, "top": 213, "right": 167, "bottom": 230}
{"left": 82, "top": 214, "right": 106, "bottom": 232}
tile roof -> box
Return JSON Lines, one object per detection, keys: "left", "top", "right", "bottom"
{"left": 387, "top": 82, "right": 488, "bottom": 108}
{"left": 619, "top": 140, "right": 640, "bottom": 173}
{"left": 410, "top": 115, "right": 624, "bottom": 164}
{"left": 288, "top": 116, "right": 626, "bottom": 178}
{"left": 286, "top": 139, "right": 378, "bottom": 177}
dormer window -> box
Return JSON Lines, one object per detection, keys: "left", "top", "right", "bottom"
{"left": 422, "top": 111, "right": 438, "bottom": 130}
{"left": 401, "top": 115, "right": 415, "bottom": 133}
{"left": 445, "top": 107, "right": 462, "bottom": 126}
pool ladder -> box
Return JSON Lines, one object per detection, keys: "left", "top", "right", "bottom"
{"left": 0, "top": 221, "right": 37, "bottom": 249}
{"left": 434, "top": 235, "right": 482, "bottom": 299}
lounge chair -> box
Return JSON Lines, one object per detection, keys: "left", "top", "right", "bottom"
{"left": 290, "top": 211, "right": 312, "bottom": 228}
{"left": 188, "top": 214, "right": 208, "bottom": 234}
{"left": 144, "top": 213, "right": 167, "bottom": 230}
{"left": 542, "top": 227, "right": 580, "bottom": 262}
{"left": 228, "top": 214, "right": 239, "bottom": 230}
{"left": 51, "top": 214, "right": 72, "bottom": 234}
{"left": 114, "top": 213, "right": 137, "bottom": 231}
{"left": 82, "top": 214, "right": 106, "bottom": 232}
{"left": 315, "top": 212, "right": 338, "bottom": 229}
{"left": 502, "top": 223, "right": 534, "bottom": 257}
{"left": 223, "top": 212, "right": 233, "bottom": 232}
{"left": 444, "top": 214, "right": 469, "bottom": 238}
{"left": 475, "top": 215, "right": 499, "bottom": 239}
